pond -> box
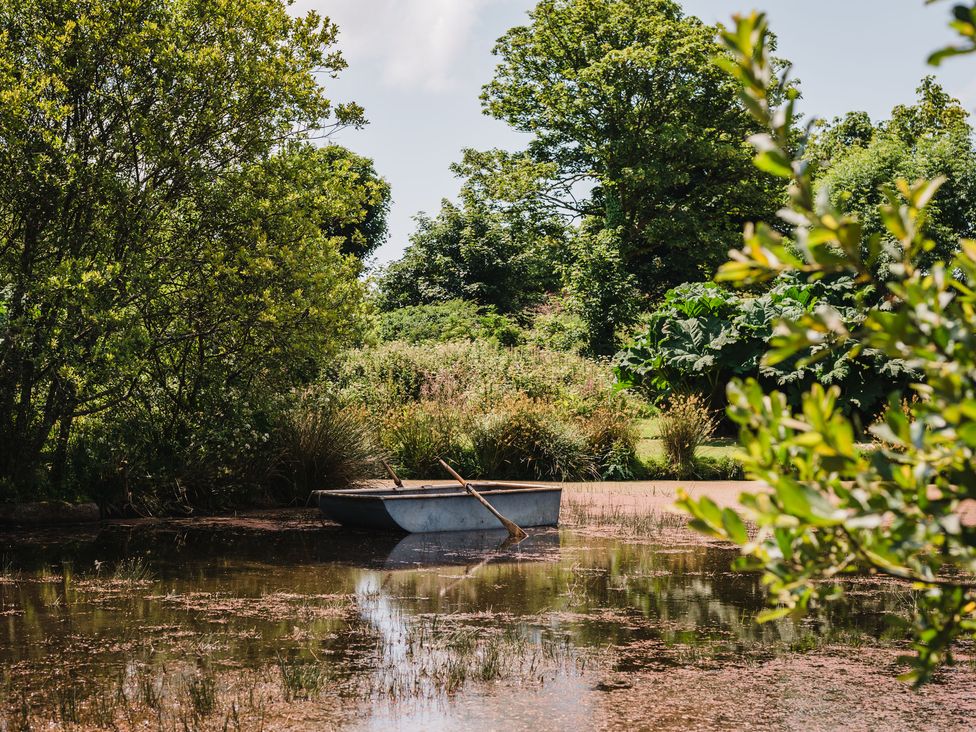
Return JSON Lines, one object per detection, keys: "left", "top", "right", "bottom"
{"left": 0, "top": 498, "right": 971, "bottom": 731}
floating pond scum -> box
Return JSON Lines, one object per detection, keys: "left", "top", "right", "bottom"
{"left": 313, "top": 482, "right": 562, "bottom": 533}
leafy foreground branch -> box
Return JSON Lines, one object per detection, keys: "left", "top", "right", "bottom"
{"left": 678, "top": 3, "right": 976, "bottom": 684}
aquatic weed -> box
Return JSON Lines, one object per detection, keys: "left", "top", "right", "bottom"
{"left": 276, "top": 655, "right": 328, "bottom": 701}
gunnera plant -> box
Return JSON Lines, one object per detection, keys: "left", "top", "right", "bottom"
{"left": 272, "top": 388, "right": 384, "bottom": 501}
{"left": 471, "top": 398, "right": 597, "bottom": 481}
{"left": 658, "top": 393, "right": 717, "bottom": 478}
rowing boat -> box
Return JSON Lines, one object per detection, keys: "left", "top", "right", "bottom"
{"left": 312, "top": 482, "right": 561, "bottom": 533}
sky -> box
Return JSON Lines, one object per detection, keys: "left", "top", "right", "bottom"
{"left": 290, "top": 0, "right": 976, "bottom": 266}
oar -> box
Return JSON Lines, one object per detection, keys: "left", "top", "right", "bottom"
{"left": 381, "top": 459, "right": 404, "bottom": 490}
{"left": 438, "top": 458, "right": 528, "bottom": 541}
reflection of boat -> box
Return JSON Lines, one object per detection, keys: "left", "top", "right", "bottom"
{"left": 384, "top": 528, "right": 561, "bottom": 569}
{"left": 313, "top": 482, "right": 562, "bottom": 533}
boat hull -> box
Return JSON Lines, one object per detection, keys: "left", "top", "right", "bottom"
{"left": 313, "top": 483, "right": 562, "bottom": 533}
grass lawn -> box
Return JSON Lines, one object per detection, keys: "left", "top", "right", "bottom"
{"left": 634, "top": 417, "right": 741, "bottom": 462}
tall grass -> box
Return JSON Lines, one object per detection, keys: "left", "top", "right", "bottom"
{"left": 271, "top": 388, "right": 384, "bottom": 500}
{"left": 658, "top": 394, "right": 717, "bottom": 478}
{"left": 334, "top": 341, "right": 642, "bottom": 480}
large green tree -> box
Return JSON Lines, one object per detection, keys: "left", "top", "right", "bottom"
{"left": 0, "top": 0, "right": 377, "bottom": 494}
{"left": 375, "top": 191, "right": 567, "bottom": 314}
{"left": 469, "top": 0, "right": 786, "bottom": 296}
{"left": 810, "top": 77, "right": 976, "bottom": 268}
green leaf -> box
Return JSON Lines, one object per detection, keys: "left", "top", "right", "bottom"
{"left": 721, "top": 508, "right": 749, "bottom": 544}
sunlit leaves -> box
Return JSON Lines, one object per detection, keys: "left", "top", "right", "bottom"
{"left": 677, "top": 3, "right": 976, "bottom": 685}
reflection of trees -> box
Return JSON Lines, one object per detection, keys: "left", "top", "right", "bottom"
{"left": 0, "top": 524, "right": 920, "bottom": 718}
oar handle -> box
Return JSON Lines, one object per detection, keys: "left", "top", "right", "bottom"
{"left": 381, "top": 459, "right": 403, "bottom": 489}
{"left": 438, "top": 459, "right": 466, "bottom": 487}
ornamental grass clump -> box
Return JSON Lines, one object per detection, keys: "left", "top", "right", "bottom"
{"left": 381, "top": 401, "right": 475, "bottom": 479}
{"left": 272, "top": 389, "right": 383, "bottom": 502}
{"left": 658, "top": 394, "right": 717, "bottom": 478}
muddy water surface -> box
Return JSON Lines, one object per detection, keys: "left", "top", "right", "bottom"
{"left": 0, "top": 500, "right": 972, "bottom": 731}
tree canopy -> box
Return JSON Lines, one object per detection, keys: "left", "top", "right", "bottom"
{"left": 374, "top": 191, "right": 566, "bottom": 314}
{"left": 0, "top": 0, "right": 382, "bottom": 495}
{"left": 810, "top": 77, "right": 976, "bottom": 268}
{"left": 469, "top": 0, "right": 786, "bottom": 297}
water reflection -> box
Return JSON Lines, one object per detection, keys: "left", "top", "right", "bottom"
{"left": 0, "top": 521, "right": 909, "bottom": 727}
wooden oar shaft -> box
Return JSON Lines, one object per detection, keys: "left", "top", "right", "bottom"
{"left": 381, "top": 459, "right": 403, "bottom": 489}
{"left": 438, "top": 459, "right": 528, "bottom": 541}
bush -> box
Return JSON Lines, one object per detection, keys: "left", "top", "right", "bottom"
{"left": 641, "top": 455, "right": 744, "bottom": 481}
{"left": 375, "top": 300, "right": 484, "bottom": 344}
{"left": 469, "top": 398, "right": 596, "bottom": 481}
{"left": 579, "top": 404, "right": 640, "bottom": 480}
{"left": 337, "top": 340, "right": 624, "bottom": 416}
{"left": 380, "top": 401, "right": 475, "bottom": 479}
{"left": 67, "top": 395, "right": 278, "bottom": 512}
{"left": 615, "top": 277, "right": 914, "bottom": 426}
{"left": 524, "top": 298, "right": 589, "bottom": 354}
{"left": 270, "top": 389, "right": 384, "bottom": 503}
{"left": 335, "top": 340, "right": 642, "bottom": 480}
{"left": 658, "top": 394, "right": 717, "bottom": 478}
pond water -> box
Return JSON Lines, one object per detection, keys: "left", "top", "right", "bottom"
{"left": 0, "top": 516, "right": 923, "bottom": 730}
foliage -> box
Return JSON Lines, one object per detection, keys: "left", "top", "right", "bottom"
{"left": 810, "top": 77, "right": 976, "bottom": 270}
{"left": 337, "top": 340, "right": 623, "bottom": 417}
{"left": 381, "top": 400, "right": 475, "bottom": 479}
{"left": 523, "top": 298, "right": 590, "bottom": 355}
{"left": 335, "top": 340, "right": 639, "bottom": 479}
{"left": 642, "top": 454, "right": 744, "bottom": 481}
{"left": 271, "top": 389, "right": 383, "bottom": 503}
{"left": 468, "top": 0, "right": 787, "bottom": 297}
{"left": 375, "top": 192, "right": 566, "bottom": 313}
{"left": 564, "top": 227, "right": 642, "bottom": 355}
{"left": 579, "top": 403, "right": 642, "bottom": 480}
{"left": 615, "top": 277, "right": 912, "bottom": 424}
{"left": 657, "top": 394, "right": 717, "bottom": 478}
{"left": 375, "top": 300, "right": 525, "bottom": 347}
{"left": 375, "top": 300, "right": 486, "bottom": 344}
{"left": 677, "top": 6, "right": 976, "bottom": 684}
{"left": 0, "top": 0, "right": 377, "bottom": 497}
{"left": 311, "top": 146, "right": 392, "bottom": 260}
{"left": 469, "top": 397, "right": 597, "bottom": 481}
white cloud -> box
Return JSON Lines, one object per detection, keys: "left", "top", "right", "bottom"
{"left": 293, "top": 0, "right": 496, "bottom": 92}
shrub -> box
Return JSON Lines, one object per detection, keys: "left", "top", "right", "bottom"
{"left": 641, "top": 455, "right": 744, "bottom": 481}
{"left": 67, "top": 396, "right": 278, "bottom": 512}
{"left": 375, "top": 300, "right": 484, "bottom": 344}
{"left": 524, "top": 299, "right": 589, "bottom": 354}
{"left": 580, "top": 404, "right": 640, "bottom": 480}
{"left": 270, "top": 389, "right": 384, "bottom": 503}
{"left": 381, "top": 401, "right": 475, "bottom": 479}
{"left": 658, "top": 394, "right": 717, "bottom": 478}
{"left": 615, "top": 277, "right": 915, "bottom": 426}
{"left": 336, "top": 339, "right": 644, "bottom": 481}
{"left": 337, "top": 340, "right": 627, "bottom": 417}
{"left": 469, "top": 398, "right": 596, "bottom": 481}
{"left": 677, "top": 10, "right": 976, "bottom": 682}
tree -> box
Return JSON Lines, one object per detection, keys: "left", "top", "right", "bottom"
{"left": 0, "top": 0, "right": 374, "bottom": 495}
{"left": 315, "top": 145, "right": 391, "bottom": 260}
{"left": 810, "top": 78, "right": 976, "bottom": 268}
{"left": 472, "top": 0, "right": 787, "bottom": 297}
{"left": 678, "top": 5, "right": 976, "bottom": 684}
{"left": 375, "top": 191, "right": 567, "bottom": 313}
{"left": 563, "top": 226, "right": 639, "bottom": 355}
